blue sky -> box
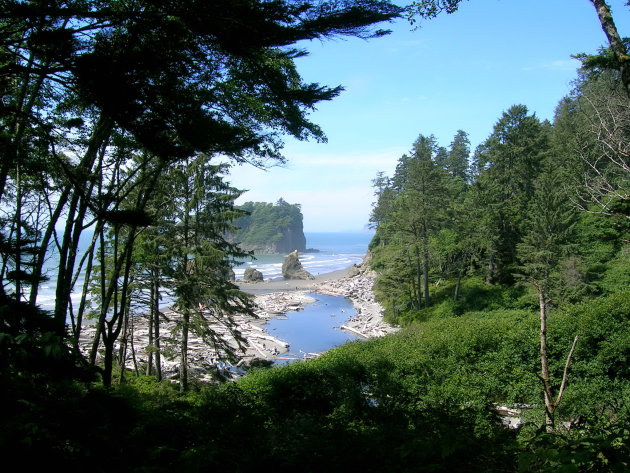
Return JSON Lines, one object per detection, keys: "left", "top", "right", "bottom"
{"left": 226, "top": 0, "right": 630, "bottom": 233}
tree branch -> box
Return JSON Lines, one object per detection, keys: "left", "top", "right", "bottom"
{"left": 556, "top": 335, "right": 579, "bottom": 408}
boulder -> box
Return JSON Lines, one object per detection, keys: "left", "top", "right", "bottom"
{"left": 243, "top": 267, "right": 264, "bottom": 282}
{"left": 346, "top": 264, "right": 361, "bottom": 278}
{"left": 282, "top": 250, "right": 315, "bottom": 280}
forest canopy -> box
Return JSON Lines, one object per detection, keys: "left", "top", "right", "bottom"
{"left": 0, "top": 0, "right": 401, "bottom": 386}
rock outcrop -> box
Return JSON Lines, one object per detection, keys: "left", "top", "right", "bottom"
{"left": 232, "top": 199, "right": 307, "bottom": 254}
{"left": 282, "top": 250, "right": 315, "bottom": 280}
{"left": 243, "top": 267, "right": 264, "bottom": 282}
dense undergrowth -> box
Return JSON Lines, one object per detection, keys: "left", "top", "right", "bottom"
{"left": 3, "top": 212, "right": 630, "bottom": 472}
{"left": 2, "top": 278, "right": 629, "bottom": 471}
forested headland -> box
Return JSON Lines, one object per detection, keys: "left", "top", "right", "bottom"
{"left": 232, "top": 199, "right": 307, "bottom": 254}
{"left": 2, "top": 1, "right": 630, "bottom": 472}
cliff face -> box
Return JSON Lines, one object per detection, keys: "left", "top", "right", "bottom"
{"left": 273, "top": 226, "right": 306, "bottom": 254}
{"left": 232, "top": 199, "right": 307, "bottom": 254}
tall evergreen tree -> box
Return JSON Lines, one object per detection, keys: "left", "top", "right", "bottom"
{"left": 473, "top": 105, "right": 550, "bottom": 283}
{"left": 446, "top": 129, "right": 471, "bottom": 181}
{"left": 517, "top": 170, "right": 578, "bottom": 432}
{"left": 1, "top": 0, "right": 401, "bottom": 352}
{"left": 164, "top": 158, "right": 253, "bottom": 391}
{"left": 369, "top": 171, "right": 395, "bottom": 230}
{"left": 380, "top": 134, "right": 450, "bottom": 308}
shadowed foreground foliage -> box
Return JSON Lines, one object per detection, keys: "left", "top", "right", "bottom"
{"left": 2, "top": 288, "right": 629, "bottom": 472}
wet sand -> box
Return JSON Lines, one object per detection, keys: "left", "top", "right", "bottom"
{"left": 236, "top": 267, "right": 352, "bottom": 294}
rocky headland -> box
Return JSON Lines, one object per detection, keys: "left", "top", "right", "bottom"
{"left": 232, "top": 199, "right": 307, "bottom": 254}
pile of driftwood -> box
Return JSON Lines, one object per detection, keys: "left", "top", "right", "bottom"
{"left": 316, "top": 269, "right": 399, "bottom": 339}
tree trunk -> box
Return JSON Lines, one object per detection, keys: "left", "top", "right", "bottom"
{"left": 146, "top": 279, "right": 155, "bottom": 377}
{"left": 53, "top": 114, "right": 113, "bottom": 334}
{"left": 118, "top": 301, "right": 130, "bottom": 384}
{"left": 29, "top": 186, "right": 72, "bottom": 305}
{"left": 539, "top": 287, "right": 555, "bottom": 432}
{"left": 14, "top": 162, "right": 23, "bottom": 299}
{"left": 155, "top": 308, "right": 162, "bottom": 382}
{"left": 108, "top": 229, "right": 137, "bottom": 386}
{"left": 421, "top": 223, "right": 430, "bottom": 308}
{"left": 152, "top": 270, "right": 162, "bottom": 380}
{"left": 422, "top": 249, "right": 430, "bottom": 307}
{"left": 486, "top": 251, "right": 495, "bottom": 284}
{"left": 89, "top": 227, "right": 108, "bottom": 365}
{"left": 70, "top": 227, "right": 101, "bottom": 352}
{"left": 103, "top": 338, "right": 114, "bottom": 389}
{"left": 591, "top": 0, "right": 630, "bottom": 100}
{"left": 408, "top": 249, "right": 421, "bottom": 309}
{"left": 129, "top": 305, "right": 139, "bottom": 378}
{"left": 454, "top": 270, "right": 462, "bottom": 302}
{"left": 54, "top": 190, "right": 81, "bottom": 332}
{"left": 180, "top": 309, "right": 189, "bottom": 392}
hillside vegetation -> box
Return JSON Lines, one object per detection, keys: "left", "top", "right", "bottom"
{"left": 233, "top": 199, "right": 307, "bottom": 253}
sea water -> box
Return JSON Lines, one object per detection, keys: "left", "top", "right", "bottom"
{"left": 26, "top": 231, "right": 373, "bottom": 367}
{"left": 31, "top": 230, "right": 374, "bottom": 345}
{"left": 233, "top": 231, "right": 373, "bottom": 280}
{"left": 29, "top": 230, "right": 95, "bottom": 313}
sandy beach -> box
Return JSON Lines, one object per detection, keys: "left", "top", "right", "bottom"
{"left": 236, "top": 267, "right": 352, "bottom": 293}
{"left": 79, "top": 258, "right": 397, "bottom": 382}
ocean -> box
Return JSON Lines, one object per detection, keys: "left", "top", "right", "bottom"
{"left": 240, "top": 232, "right": 375, "bottom": 362}
{"left": 30, "top": 231, "right": 373, "bottom": 365}
{"left": 233, "top": 231, "right": 373, "bottom": 280}
{"left": 32, "top": 231, "right": 374, "bottom": 313}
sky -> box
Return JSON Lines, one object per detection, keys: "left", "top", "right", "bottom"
{"left": 225, "top": 0, "right": 630, "bottom": 233}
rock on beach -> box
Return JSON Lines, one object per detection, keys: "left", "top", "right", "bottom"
{"left": 282, "top": 250, "right": 315, "bottom": 280}
{"left": 79, "top": 255, "right": 396, "bottom": 383}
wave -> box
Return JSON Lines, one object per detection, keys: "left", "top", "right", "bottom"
{"left": 233, "top": 252, "right": 363, "bottom": 281}
{"left": 30, "top": 233, "right": 370, "bottom": 311}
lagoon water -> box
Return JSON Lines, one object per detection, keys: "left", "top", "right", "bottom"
{"left": 266, "top": 292, "right": 360, "bottom": 364}
{"left": 32, "top": 231, "right": 374, "bottom": 359}
{"left": 233, "top": 232, "right": 374, "bottom": 361}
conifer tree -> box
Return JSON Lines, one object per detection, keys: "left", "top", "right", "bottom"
{"left": 1, "top": 0, "right": 401, "bottom": 356}
{"left": 473, "top": 105, "right": 550, "bottom": 283}
{"left": 164, "top": 158, "right": 253, "bottom": 391}
{"left": 517, "top": 171, "right": 578, "bottom": 432}
{"left": 446, "top": 129, "right": 471, "bottom": 181}
{"left": 385, "top": 134, "right": 450, "bottom": 307}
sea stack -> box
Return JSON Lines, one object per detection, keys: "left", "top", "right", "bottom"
{"left": 282, "top": 250, "right": 315, "bottom": 280}
{"left": 243, "top": 267, "right": 264, "bottom": 282}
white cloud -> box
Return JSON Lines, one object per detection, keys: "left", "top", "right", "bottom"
{"left": 222, "top": 145, "right": 404, "bottom": 232}
{"left": 225, "top": 158, "right": 379, "bottom": 231}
